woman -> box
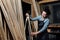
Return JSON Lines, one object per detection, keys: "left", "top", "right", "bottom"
{"left": 26, "top": 8, "right": 50, "bottom": 40}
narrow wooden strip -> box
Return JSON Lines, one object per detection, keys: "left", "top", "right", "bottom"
{"left": 4, "top": 20, "right": 7, "bottom": 40}
{"left": 31, "top": 0, "right": 38, "bottom": 33}
{"left": 0, "top": 0, "right": 18, "bottom": 40}
{"left": 32, "top": 0, "right": 39, "bottom": 16}
{"left": 1, "top": 0, "right": 25, "bottom": 40}
{"left": 16, "top": 0, "right": 26, "bottom": 40}
{"left": 39, "top": 0, "right": 58, "bottom": 4}
{"left": 0, "top": 7, "right": 7, "bottom": 40}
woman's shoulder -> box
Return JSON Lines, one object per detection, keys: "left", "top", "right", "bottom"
{"left": 44, "top": 18, "right": 50, "bottom": 22}
{"left": 46, "top": 18, "right": 49, "bottom": 20}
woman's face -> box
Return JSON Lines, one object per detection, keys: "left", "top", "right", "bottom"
{"left": 42, "top": 11, "right": 47, "bottom": 18}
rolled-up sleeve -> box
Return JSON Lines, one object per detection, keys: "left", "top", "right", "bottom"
{"left": 39, "top": 19, "right": 49, "bottom": 33}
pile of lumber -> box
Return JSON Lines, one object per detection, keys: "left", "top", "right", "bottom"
{"left": 0, "top": 0, "right": 26, "bottom": 40}
{"left": 0, "top": 0, "right": 40, "bottom": 40}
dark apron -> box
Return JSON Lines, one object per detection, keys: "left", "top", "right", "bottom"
{"left": 34, "top": 20, "right": 48, "bottom": 40}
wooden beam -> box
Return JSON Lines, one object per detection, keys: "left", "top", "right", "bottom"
{"left": 0, "top": 0, "right": 18, "bottom": 40}
{"left": 36, "top": 2, "right": 41, "bottom": 15}
{"left": 0, "top": 0, "right": 24, "bottom": 40}
{"left": 23, "top": 0, "right": 32, "bottom": 4}
{"left": 32, "top": 0, "right": 39, "bottom": 16}
{"left": 0, "top": 7, "right": 7, "bottom": 40}
{"left": 15, "top": 0, "right": 26, "bottom": 40}
{"left": 31, "top": 0, "right": 39, "bottom": 30}
{"left": 39, "top": 0, "right": 58, "bottom": 4}
{"left": 1, "top": 0, "right": 26, "bottom": 40}
{"left": 10, "top": 0, "right": 17, "bottom": 17}
{"left": 4, "top": 19, "right": 7, "bottom": 40}
{"left": 31, "top": 0, "right": 39, "bottom": 38}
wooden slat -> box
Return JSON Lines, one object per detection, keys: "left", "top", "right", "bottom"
{"left": 31, "top": 0, "right": 39, "bottom": 33}
{"left": 39, "top": 0, "right": 58, "bottom": 4}
{"left": 32, "top": 0, "right": 39, "bottom": 16}
{"left": 0, "top": 0, "right": 17, "bottom": 40}
{"left": 7, "top": 30, "right": 10, "bottom": 40}
{"left": 4, "top": 19, "right": 7, "bottom": 40}
{"left": 36, "top": 2, "right": 41, "bottom": 15}
{"left": 1, "top": 0, "right": 26, "bottom": 40}
{"left": 0, "top": 7, "right": 7, "bottom": 40}
{"left": 31, "top": 0, "right": 39, "bottom": 39}
{"left": 23, "top": 0, "right": 32, "bottom": 4}
{"left": 10, "top": 0, "right": 17, "bottom": 17}
{"left": 3, "top": 0, "right": 23, "bottom": 39}
{"left": 31, "top": 5, "right": 36, "bottom": 17}
{"left": 15, "top": 0, "right": 26, "bottom": 40}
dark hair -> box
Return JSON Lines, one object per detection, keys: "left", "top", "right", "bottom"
{"left": 43, "top": 7, "right": 51, "bottom": 17}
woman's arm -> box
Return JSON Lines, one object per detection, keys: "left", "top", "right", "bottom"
{"left": 31, "top": 19, "right": 50, "bottom": 36}
{"left": 26, "top": 13, "right": 41, "bottom": 21}
{"left": 30, "top": 16, "right": 41, "bottom": 21}
{"left": 38, "top": 19, "right": 49, "bottom": 33}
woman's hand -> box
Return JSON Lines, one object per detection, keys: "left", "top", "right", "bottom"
{"left": 31, "top": 32, "right": 39, "bottom": 36}
{"left": 25, "top": 13, "right": 29, "bottom": 17}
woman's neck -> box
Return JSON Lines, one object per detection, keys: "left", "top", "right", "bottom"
{"left": 41, "top": 16, "right": 45, "bottom": 21}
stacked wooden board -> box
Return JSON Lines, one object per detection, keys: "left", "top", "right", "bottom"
{"left": 0, "top": 0, "right": 26, "bottom": 40}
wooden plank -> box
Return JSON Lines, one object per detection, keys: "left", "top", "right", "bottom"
{"left": 36, "top": 2, "right": 41, "bottom": 15}
{"left": 31, "top": 0, "right": 39, "bottom": 33}
{"left": 32, "top": 0, "right": 39, "bottom": 16}
{"left": 31, "top": 0, "right": 41, "bottom": 39}
{"left": 0, "top": 0, "right": 19, "bottom": 40}
{"left": 31, "top": 5, "right": 36, "bottom": 17}
{"left": 0, "top": 7, "right": 7, "bottom": 40}
{"left": 10, "top": 0, "right": 25, "bottom": 37}
{"left": 7, "top": 29, "right": 10, "bottom": 40}
{"left": 1, "top": 0, "right": 26, "bottom": 40}
{"left": 42, "top": 0, "right": 57, "bottom": 1}
{"left": 10, "top": 0, "right": 17, "bottom": 17}
{"left": 4, "top": 19, "right": 7, "bottom": 40}
{"left": 15, "top": 0, "right": 26, "bottom": 40}
{"left": 3, "top": 0, "right": 23, "bottom": 39}
{"left": 31, "top": 5, "right": 36, "bottom": 31}
{"left": 39, "top": 0, "right": 58, "bottom": 4}
{"left": 23, "top": 0, "right": 32, "bottom": 4}
{"left": 12, "top": 0, "right": 26, "bottom": 39}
